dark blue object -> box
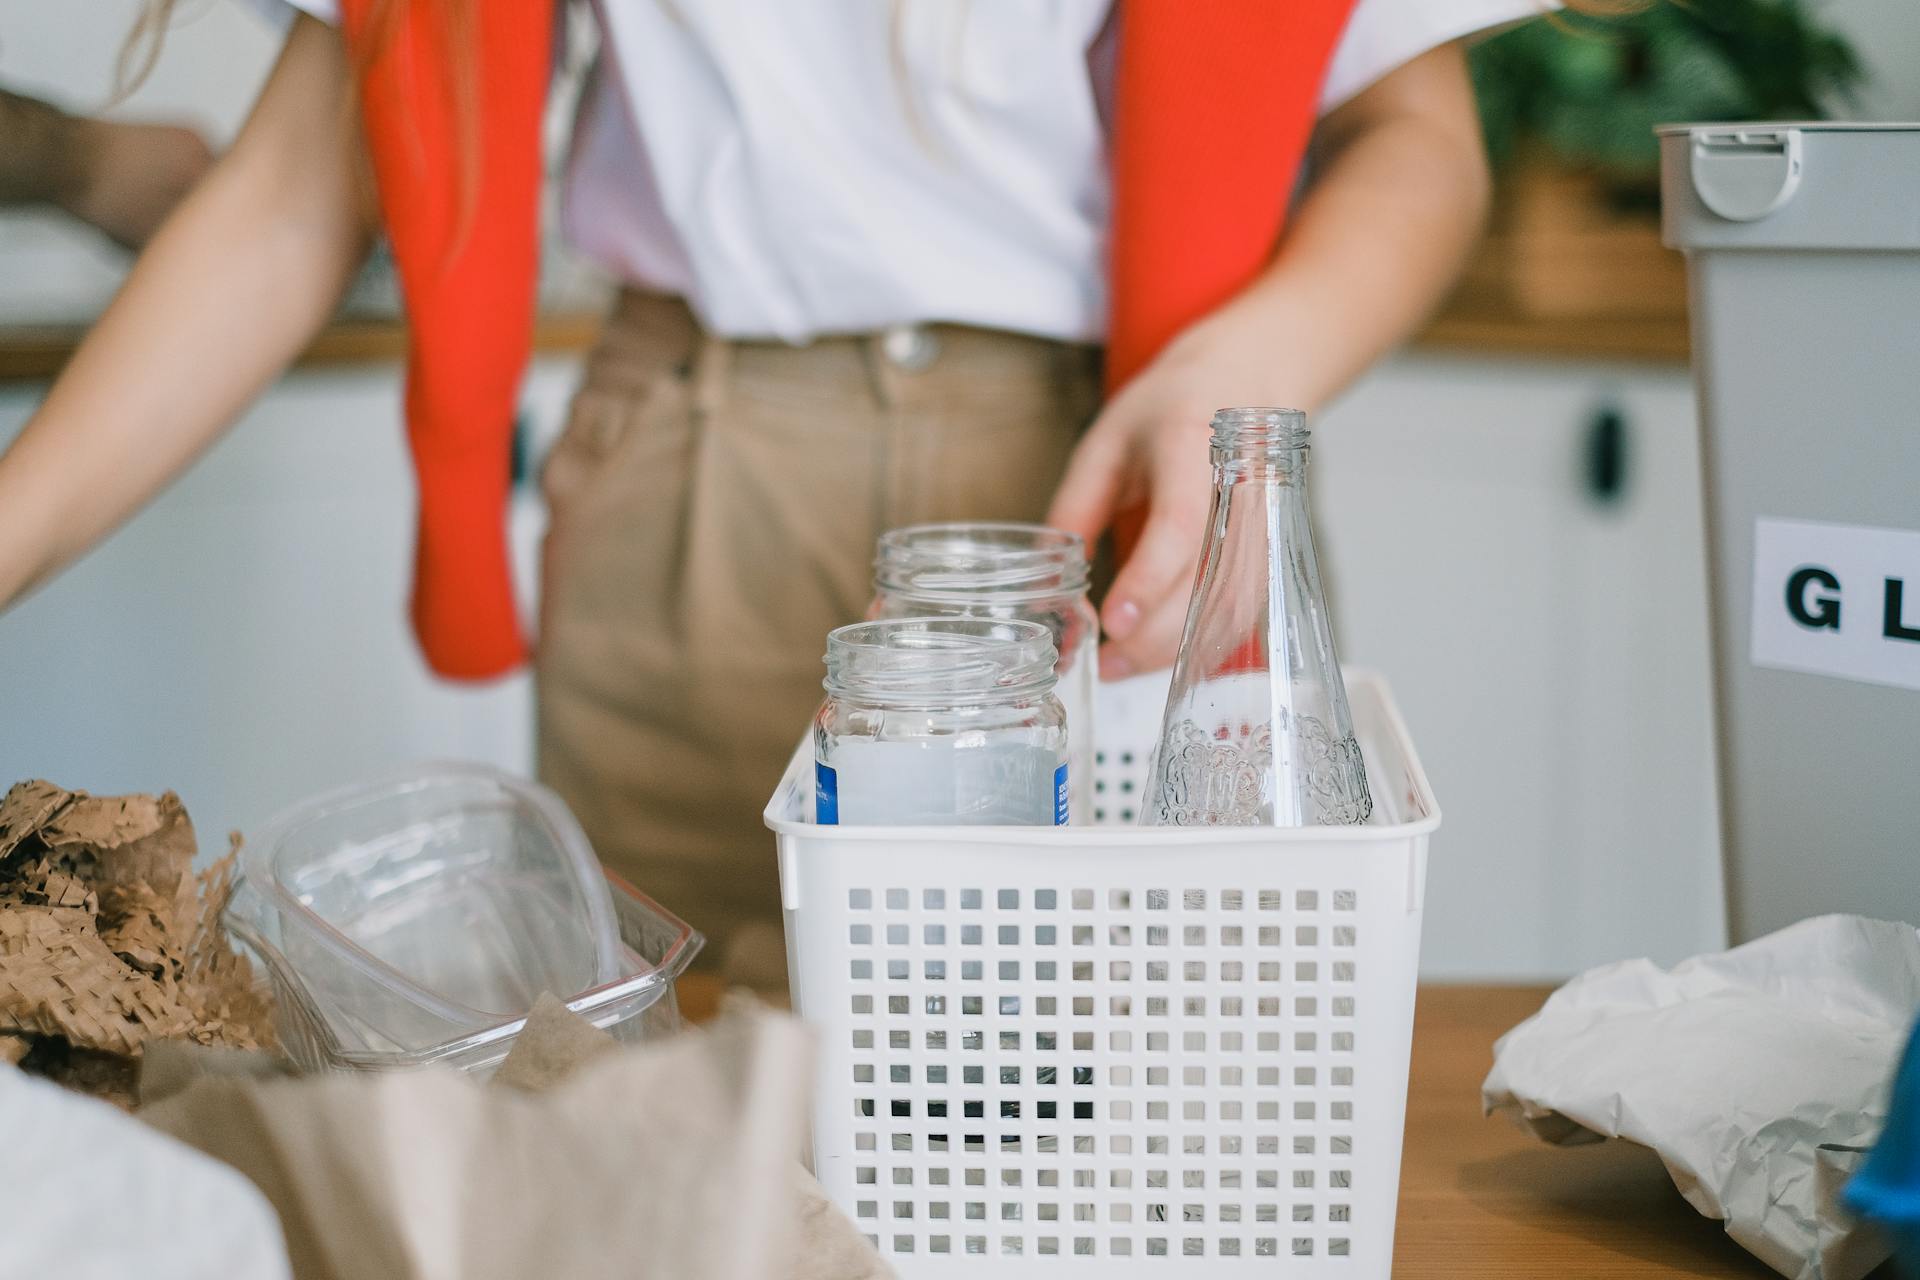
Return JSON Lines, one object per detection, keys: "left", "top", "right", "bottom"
{"left": 1583, "top": 403, "right": 1630, "bottom": 506}
{"left": 509, "top": 411, "right": 533, "bottom": 491}
{"left": 1846, "top": 1016, "right": 1920, "bottom": 1270}
{"left": 815, "top": 761, "right": 839, "bottom": 826}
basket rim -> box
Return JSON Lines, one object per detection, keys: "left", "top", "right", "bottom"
{"left": 765, "top": 669, "right": 1441, "bottom": 842}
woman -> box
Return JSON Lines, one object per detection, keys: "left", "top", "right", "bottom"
{"left": 0, "top": 0, "right": 1526, "bottom": 982}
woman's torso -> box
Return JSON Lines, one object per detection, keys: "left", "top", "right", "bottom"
{"left": 274, "top": 0, "right": 1524, "bottom": 344}
{"left": 561, "top": 0, "right": 1119, "bottom": 344}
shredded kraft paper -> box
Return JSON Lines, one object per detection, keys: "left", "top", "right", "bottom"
{"left": 3, "top": 779, "right": 888, "bottom": 1277}
{"left": 0, "top": 780, "right": 276, "bottom": 1103}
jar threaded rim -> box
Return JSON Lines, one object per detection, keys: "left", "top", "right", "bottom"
{"left": 874, "top": 522, "right": 1089, "bottom": 602}
{"left": 824, "top": 617, "right": 1059, "bottom": 707}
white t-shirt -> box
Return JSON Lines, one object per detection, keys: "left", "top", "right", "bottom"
{"left": 269, "top": 0, "right": 1540, "bottom": 343}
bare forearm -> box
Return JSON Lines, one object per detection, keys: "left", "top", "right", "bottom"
{"left": 0, "top": 19, "right": 373, "bottom": 606}
{"left": 1185, "top": 43, "right": 1491, "bottom": 413}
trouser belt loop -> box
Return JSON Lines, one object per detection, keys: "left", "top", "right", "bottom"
{"left": 691, "top": 331, "right": 733, "bottom": 420}
{"left": 859, "top": 333, "right": 904, "bottom": 411}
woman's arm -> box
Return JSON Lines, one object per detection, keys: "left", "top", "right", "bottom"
{"left": 1049, "top": 40, "right": 1492, "bottom": 677}
{"left": 0, "top": 16, "right": 376, "bottom": 610}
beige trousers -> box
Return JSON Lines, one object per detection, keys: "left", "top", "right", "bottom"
{"left": 536, "top": 293, "right": 1101, "bottom": 982}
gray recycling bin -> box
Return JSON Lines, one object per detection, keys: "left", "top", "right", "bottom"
{"left": 1660, "top": 123, "right": 1920, "bottom": 941}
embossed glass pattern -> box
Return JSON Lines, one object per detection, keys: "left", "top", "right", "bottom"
{"left": 1145, "top": 409, "right": 1372, "bottom": 827}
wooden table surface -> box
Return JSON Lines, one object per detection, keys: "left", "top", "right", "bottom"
{"left": 1394, "top": 986, "right": 1782, "bottom": 1279}
{"left": 681, "top": 977, "right": 1794, "bottom": 1277}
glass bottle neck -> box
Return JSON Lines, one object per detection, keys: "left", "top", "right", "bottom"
{"left": 1213, "top": 448, "right": 1308, "bottom": 484}
{"left": 1209, "top": 407, "right": 1310, "bottom": 484}
{"left": 1205, "top": 410, "right": 1313, "bottom": 485}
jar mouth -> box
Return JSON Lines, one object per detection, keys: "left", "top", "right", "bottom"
{"left": 825, "top": 617, "right": 1059, "bottom": 706}
{"left": 874, "top": 522, "right": 1089, "bottom": 602}
{"left": 1211, "top": 407, "right": 1310, "bottom": 454}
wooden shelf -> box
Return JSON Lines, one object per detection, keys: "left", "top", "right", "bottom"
{"left": 0, "top": 296, "right": 1694, "bottom": 389}
{"left": 4, "top": 167, "right": 1692, "bottom": 384}
{"left": 1415, "top": 162, "right": 1692, "bottom": 365}
{"left": 0, "top": 312, "right": 606, "bottom": 385}
{"left": 1416, "top": 294, "right": 1691, "bottom": 365}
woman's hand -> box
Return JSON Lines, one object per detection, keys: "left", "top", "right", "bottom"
{"left": 1047, "top": 39, "right": 1491, "bottom": 682}
{"left": 1047, "top": 308, "right": 1298, "bottom": 679}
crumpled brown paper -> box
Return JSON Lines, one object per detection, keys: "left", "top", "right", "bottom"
{"left": 139, "top": 996, "right": 893, "bottom": 1280}
{"left": 0, "top": 781, "right": 276, "bottom": 1104}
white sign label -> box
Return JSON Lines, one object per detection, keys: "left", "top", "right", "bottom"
{"left": 1751, "top": 517, "right": 1920, "bottom": 693}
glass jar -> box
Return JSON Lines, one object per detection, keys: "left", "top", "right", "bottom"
{"left": 870, "top": 523, "right": 1097, "bottom": 823}
{"left": 1144, "top": 408, "right": 1372, "bottom": 827}
{"left": 815, "top": 617, "right": 1068, "bottom": 826}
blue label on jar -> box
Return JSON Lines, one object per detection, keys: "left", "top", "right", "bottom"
{"left": 816, "top": 761, "right": 839, "bottom": 825}
{"left": 1054, "top": 762, "right": 1069, "bottom": 826}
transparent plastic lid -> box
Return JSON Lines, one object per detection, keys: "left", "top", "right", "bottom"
{"left": 228, "top": 763, "right": 629, "bottom": 1048}
{"left": 232, "top": 870, "right": 702, "bottom": 1074}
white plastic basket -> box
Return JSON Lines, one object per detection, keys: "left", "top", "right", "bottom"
{"left": 766, "top": 672, "right": 1438, "bottom": 1276}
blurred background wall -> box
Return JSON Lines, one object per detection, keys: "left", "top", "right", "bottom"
{"left": 2, "top": 0, "right": 1911, "bottom": 978}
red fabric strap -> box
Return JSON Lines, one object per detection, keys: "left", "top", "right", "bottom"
{"left": 340, "top": 0, "right": 548, "bottom": 679}
{"left": 1101, "top": 0, "right": 1359, "bottom": 567}
{"left": 1106, "top": 0, "right": 1359, "bottom": 391}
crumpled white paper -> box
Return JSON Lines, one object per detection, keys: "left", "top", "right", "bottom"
{"left": 1483, "top": 914, "right": 1920, "bottom": 1280}
{"left": 0, "top": 1065, "right": 292, "bottom": 1279}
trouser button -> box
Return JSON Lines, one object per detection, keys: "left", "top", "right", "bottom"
{"left": 880, "top": 324, "right": 941, "bottom": 372}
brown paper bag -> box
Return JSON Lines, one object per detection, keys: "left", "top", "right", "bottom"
{"left": 141, "top": 1002, "right": 886, "bottom": 1280}
{"left": 491, "top": 995, "right": 892, "bottom": 1280}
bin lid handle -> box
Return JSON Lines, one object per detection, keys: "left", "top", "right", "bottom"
{"left": 1690, "top": 127, "right": 1804, "bottom": 222}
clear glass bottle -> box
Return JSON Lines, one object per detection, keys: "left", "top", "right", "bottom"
{"left": 815, "top": 617, "right": 1069, "bottom": 826}
{"left": 1144, "top": 408, "right": 1373, "bottom": 827}
{"left": 870, "top": 523, "right": 1096, "bottom": 823}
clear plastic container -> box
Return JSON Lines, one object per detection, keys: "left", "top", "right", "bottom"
{"left": 871, "top": 523, "right": 1098, "bottom": 823}
{"left": 234, "top": 869, "right": 701, "bottom": 1076}
{"left": 224, "top": 763, "right": 635, "bottom": 1061}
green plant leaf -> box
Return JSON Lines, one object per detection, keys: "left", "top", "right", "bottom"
{"left": 1470, "top": 0, "right": 1864, "bottom": 180}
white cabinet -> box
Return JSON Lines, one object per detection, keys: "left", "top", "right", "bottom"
{"left": 1313, "top": 354, "right": 1726, "bottom": 979}
{"left": 0, "top": 358, "right": 581, "bottom": 844}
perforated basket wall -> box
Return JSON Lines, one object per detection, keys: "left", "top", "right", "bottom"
{"left": 768, "top": 673, "right": 1438, "bottom": 1277}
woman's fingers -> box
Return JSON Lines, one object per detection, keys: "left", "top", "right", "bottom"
{"left": 1044, "top": 419, "right": 1128, "bottom": 548}
{"left": 1052, "top": 394, "right": 1215, "bottom": 677}
{"left": 1100, "top": 411, "right": 1210, "bottom": 617}
{"left": 1100, "top": 581, "right": 1189, "bottom": 678}
{"left": 1097, "top": 480, "right": 1208, "bottom": 675}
